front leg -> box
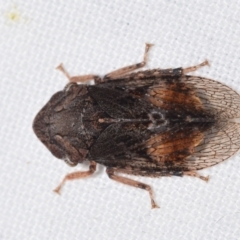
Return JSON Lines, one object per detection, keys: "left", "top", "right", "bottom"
{"left": 56, "top": 63, "right": 101, "bottom": 83}
{"left": 106, "top": 167, "right": 159, "bottom": 209}
{"left": 53, "top": 161, "right": 97, "bottom": 194}
{"left": 56, "top": 43, "right": 153, "bottom": 84}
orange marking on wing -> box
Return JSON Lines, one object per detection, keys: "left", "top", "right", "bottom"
{"left": 146, "top": 130, "right": 204, "bottom": 162}
{"left": 148, "top": 86, "right": 203, "bottom": 110}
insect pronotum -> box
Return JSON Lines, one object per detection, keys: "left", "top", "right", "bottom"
{"left": 33, "top": 44, "right": 240, "bottom": 208}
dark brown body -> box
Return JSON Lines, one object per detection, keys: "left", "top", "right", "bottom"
{"left": 33, "top": 44, "right": 240, "bottom": 208}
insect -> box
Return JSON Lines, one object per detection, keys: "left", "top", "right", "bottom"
{"left": 33, "top": 44, "right": 240, "bottom": 208}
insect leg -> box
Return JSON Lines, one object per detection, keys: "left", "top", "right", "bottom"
{"left": 106, "top": 167, "right": 159, "bottom": 209}
{"left": 56, "top": 63, "right": 101, "bottom": 83}
{"left": 53, "top": 161, "right": 96, "bottom": 194}
{"left": 103, "top": 43, "right": 154, "bottom": 81}
{"left": 184, "top": 171, "right": 209, "bottom": 182}
{"left": 183, "top": 60, "right": 210, "bottom": 74}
